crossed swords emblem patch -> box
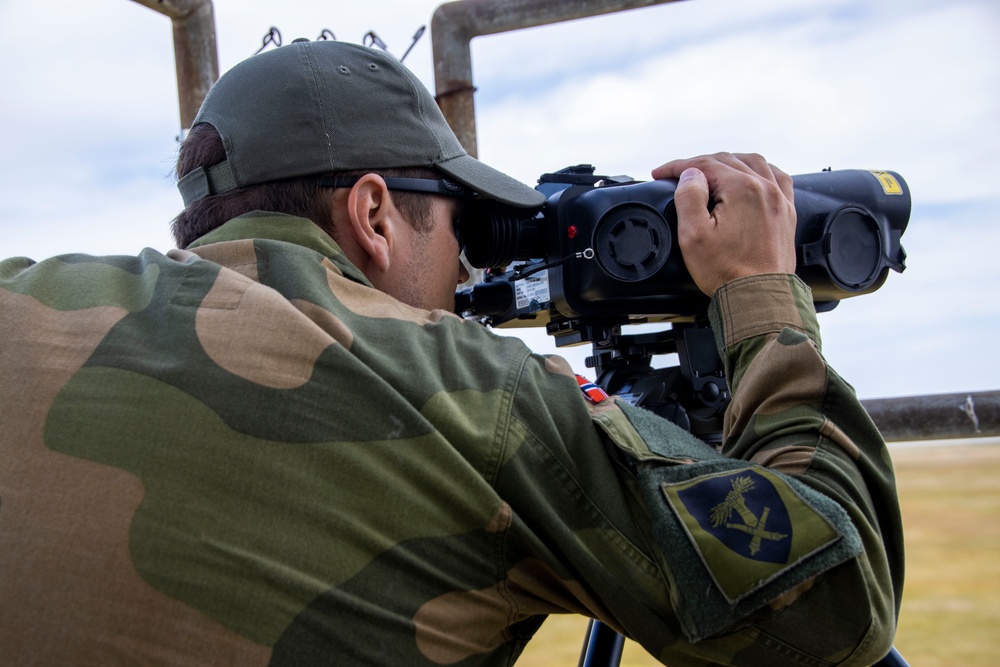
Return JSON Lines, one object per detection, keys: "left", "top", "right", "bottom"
{"left": 662, "top": 467, "right": 842, "bottom": 602}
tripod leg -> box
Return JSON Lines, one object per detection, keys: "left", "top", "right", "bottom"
{"left": 578, "top": 620, "right": 625, "bottom": 667}
{"left": 874, "top": 646, "right": 910, "bottom": 667}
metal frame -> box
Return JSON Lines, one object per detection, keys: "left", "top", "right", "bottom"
{"left": 129, "top": 0, "right": 220, "bottom": 134}
{"left": 430, "top": 0, "right": 683, "bottom": 157}
{"left": 863, "top": 390, "right": 998, "bottom": 441}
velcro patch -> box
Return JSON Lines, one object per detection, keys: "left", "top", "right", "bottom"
{"left": 661, "top": 467, "right": 841, "bottom": 604}
{"left": 639, "top": 459, "right": 862, "bottom": 640}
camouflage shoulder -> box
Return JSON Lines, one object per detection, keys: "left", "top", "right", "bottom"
{"left": 1, "top": 251, "right": 166, "bottom": 312}
{"left": 640, "top": 456, "right": 862, "bottom": 641}
{"left": 594, "top": 398, "right": 862, "bottom": 642}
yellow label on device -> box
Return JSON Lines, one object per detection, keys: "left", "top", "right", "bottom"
{"left": 869, "top": 170, "right": 903, "bottom": 195}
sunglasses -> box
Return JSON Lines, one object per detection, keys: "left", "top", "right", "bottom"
{"left": 320, "top": 174, "right": 469, "bottom": 247}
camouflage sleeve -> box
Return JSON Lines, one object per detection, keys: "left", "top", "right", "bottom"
{"left": 526, "top": 273, "right": 903, "bottom": 666}
{"left": 705, "top": 273, "right": 904, "bottom": 662}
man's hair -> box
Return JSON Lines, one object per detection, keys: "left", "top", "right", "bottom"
{"left": 171, "top": 124, "right": 437, "bottom": 248}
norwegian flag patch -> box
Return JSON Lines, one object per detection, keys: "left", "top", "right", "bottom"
{"left": 576, "top": 375, "right": 609, "bottom": 404}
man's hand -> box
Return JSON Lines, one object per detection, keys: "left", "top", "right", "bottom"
{"left": 651, "top": 152, "right": 796, "bottom": 296}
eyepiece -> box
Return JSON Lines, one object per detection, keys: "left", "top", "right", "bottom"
{"left": 461, "top": 200, "right": 544, "bottom": 269}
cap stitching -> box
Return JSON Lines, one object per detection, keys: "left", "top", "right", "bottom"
{"left": 300, "top": 42, "right": 335, "bottom": 171}
{"left": 397, "top": 61, "right": 446, "bottom": 163}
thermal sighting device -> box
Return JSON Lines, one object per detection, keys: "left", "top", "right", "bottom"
{"left": 456, "top": 165, "right": 909, "bottom": 329}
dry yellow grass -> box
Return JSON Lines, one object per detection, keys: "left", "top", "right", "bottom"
{"left": 890, "top": 440, "right": 1000, "bottom": 666}
{"left": 517, "top": 440, "right": 1000, "bottom": 666}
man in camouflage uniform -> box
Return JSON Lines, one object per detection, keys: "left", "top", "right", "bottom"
{"left": 0, "top": 40, "right": 902, "bottom": 666}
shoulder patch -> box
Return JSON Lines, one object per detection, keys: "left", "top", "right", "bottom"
{"left": 637, "top": 460, "right": 862, "bottom": 641}
{"left": 575, "top": 375, "right": 609, "bottom": 404}
{"left": 663, "top": 468, "right": 839, "bottom": 603}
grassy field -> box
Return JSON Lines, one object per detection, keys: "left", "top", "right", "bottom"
{"left": 517, "top": 439, "right": 1000, "bottom": 666}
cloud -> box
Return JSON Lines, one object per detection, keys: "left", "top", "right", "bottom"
{"left": 473, "top": 0, "right": 1000, "bottom": 201}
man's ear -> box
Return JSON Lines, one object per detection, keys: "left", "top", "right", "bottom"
{"left": 344, "top": 173, "right": 398, "bottom": 274}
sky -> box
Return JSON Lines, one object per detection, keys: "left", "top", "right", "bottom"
{"left": 0, "top": 0, "right": 997, "bottom": 401}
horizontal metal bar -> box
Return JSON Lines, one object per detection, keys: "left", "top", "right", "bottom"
{"left": 862, "top": 390, "right": 1000, "bottom": 442}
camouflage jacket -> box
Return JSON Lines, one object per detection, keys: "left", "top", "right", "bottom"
{"left": 0, "top": 213, "right": 903, "bottom": 666}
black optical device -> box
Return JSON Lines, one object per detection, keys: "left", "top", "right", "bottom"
{"left": 454, "top": 165, "right": 910, "bottom": 442}
{"left": 456, "top": 165, "right": 909, "bottom": 327}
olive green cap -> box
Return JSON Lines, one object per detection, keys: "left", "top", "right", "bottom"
{"left": 177, "top": 40, "right": 543, "bottom": 209}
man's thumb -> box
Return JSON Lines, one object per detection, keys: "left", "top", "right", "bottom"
{"left": 673, "top": 167, "right": 710, "bottom": 222}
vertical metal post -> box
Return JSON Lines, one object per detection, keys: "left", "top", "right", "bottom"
{"left": 431, "top": 0, "right": 684, "bottom": 157}
{"left": 128, "top": 0, "right": 220, "bottom": 135}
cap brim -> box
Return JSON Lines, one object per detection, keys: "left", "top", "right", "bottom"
{"left": 436, "top": 154, "right": 545, "bottom": 208}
